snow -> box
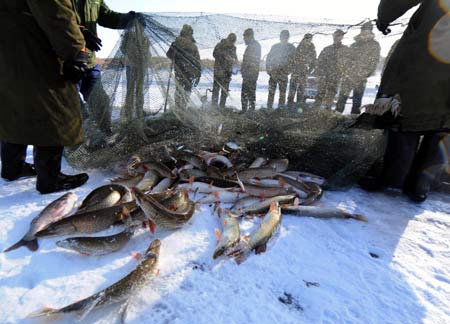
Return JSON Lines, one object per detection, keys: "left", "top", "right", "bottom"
{"left": 1, "top": 13, "right": 449, "bottom": 324}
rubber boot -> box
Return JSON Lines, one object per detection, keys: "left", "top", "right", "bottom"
{"left": 34, "top": 146, "right": 89, "bottom": 194}
{"left": 1, "top": 142, "right": 36, "bottom": 181}
{"left": 404, "top": 132, "right": 450, "bottom": 203}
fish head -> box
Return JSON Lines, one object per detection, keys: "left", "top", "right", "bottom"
{"left": 65, "top": 192, "right": 78, "bottom": 205}
{"left": 145, "top": 239, "right": 161, "bottom": 256}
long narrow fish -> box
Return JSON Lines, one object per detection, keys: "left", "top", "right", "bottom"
{"left": 193, "top": 176, "right": 239, "bottom": 188}
{"left": 4, "top": 193, "right": 77, "bottom": 252}
{"left": 232, "top": 202, "right": 282, "bottom": 260}
{"left": 28, "top": 239, "right": 161, "bottom": 319}
{"left": 77, "top": 185, "right": 132, "bottom": 213}
{"left": 283, "top": 171, "right": 327, "bottom": 187}
{"left": 135, "top": 170, "right": 160, "bottom": 192}
{"left": 110, "top": 174, "right": 144, "bottom": 188}
{"left": 35, "top": 202, "right": 136, "bottom": 238}
{"left": 249, "top": 157, "right": 267, "bottom": 169}
{"left": 179, "top": 169, "right": 207, "bottom": 181}
{"left": 197, "top": 191, "right": 249, "bottom": 204}
{"left": 173, "top": 151, "right": 205, "bottom": 170}
{"left": 233, "top": 195, "right": 296, "bottom": 215}
{"left": 266, "top": 159, "right": 289, "bottom": 172}
{"left": 203, "top": 153, "right": 233, "bottom": 169}
{"left": 138, "top": 160, "right": 176, "bottom": 179}
{"left": 242, "top": 182, "right": 295, "bottom": 198}
{"left": 282, "top": 206, "right": 367, "bottom": 222}
{"left": 134, "top": 189, "right": 195, "bottom": 230}
{"left": 177, "top": 182, "right": 238, "bottom": 194}
{"left": 151, "top": 178, "right": 174, "bottom": 193}
{"left": 213, "top": 210, "right": 240, "bottom": 259}
{"left": 237, "top": 168, "right": 278, "bottom": 181}
{"left": 56, "top": 226, "right": 137, "bottom": 256}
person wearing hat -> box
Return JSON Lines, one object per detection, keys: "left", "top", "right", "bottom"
{"left": 241, "top": 28, "right": 262, "bottom": 112}
{"left": 336, "top": 22, "right": 381, "bottom": 114}
{"left": 212, "top": 33, "right": 238, "bottom": 109}
{"left": 266, "top": 30, "right": 296, "bottom": 109}
{"left": 167, "top": 24, "right": 202, "bottom": 110}
{"left": 288, "top": 33, "right": 317, "bottom": 110}
{"left": 313, "top": 29, "right": 349, "bottom": 110}
{"left": 357, "top": 0, "right": 450, "bottom": 203}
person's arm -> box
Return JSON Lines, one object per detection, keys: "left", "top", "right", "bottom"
{"left": 378, "top": 0, "right": 421, "bottom": 25}
{"left": 26, "top": 0, "right": 85, "bottom": 61}
{"left": 166, "top": 43, "right": 176, "bottom": 60}
{"left": 98, "top": 1, "right": 134, "bottom": 29}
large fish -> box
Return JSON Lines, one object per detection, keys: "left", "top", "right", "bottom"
{"left": 134, "top": 189, "right": 195, "bottom": 230}
{"left": 77, "top": 185, "right": 132, "bottom": 213}
{"left": 197, "top": 191, "right": 249, "bottom": 204}
{"left": 35, "top": 202, "right": 136, "bottom": 238}
{"left": 135, "top": 170, "right": 160, "bottom": 192}
{"left": 232, "top": 194, "right": 296, "bottom": 215}
{"left": 28, "top": 239, "right": 161, "bottom": 319}
{"left": 213, "top": 210, "right": 240, "bottom": 259}
{"left": 56, "top": 226, "right": 137, "bottom": 256}
{"left": 282, "top": 206, "right": 367, "bottom": 222}
{"left": 4, "top": 193, "right": 77, "bottom": 252}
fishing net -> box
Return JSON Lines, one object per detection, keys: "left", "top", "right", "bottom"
{"left": 66, "top": 13, "right": 408, "bottom": 188}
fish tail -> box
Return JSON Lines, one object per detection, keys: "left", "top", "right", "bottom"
{"left": 352, "top": 214, "right": 368, "bottom": 222}
{"left": 26, "top": 307, "right": 59, "bottom": 318}
{"left": 4, "top": 238, "right": 38, "bottom": 253}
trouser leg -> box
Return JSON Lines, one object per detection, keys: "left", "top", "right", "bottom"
{"left": 297, "top": 75, "right": 307, "bottom": 105}
{"left": 212, "top": 76, "right": 220, "bottom": 107}
{"left": 279, "top": 75, "right": 288, "bottom": 108}
{"left": 323, "top": 79, "right": 339, "bottom": 110}
{"left": 336, "top": 79, "right": 352, "bottom": 113}
{"left": 248, "top": 79, "right": 257, "bottom": 111}
{"left": 122, "top": 66, "right": 135, "bottom": 122}
{"left": 219, "top": 77, "right": 231, "bottom": 109}
{"left": 381, "top": 130, "right": 421, "bottom": 189}
{"left": 267, "top": 76, "right": 277, "bottom": 109}
{"left": 1, "top": 142, "right": 27, "bottom": 180}
{"left": 314, "top": 77, "right": 327, "bottom": 109}
{"left": 34, "top": 146, "right": 63, "bottom": 194}
{"left": 351, "top": 80, "right": 367, "bottom": 114}
{"left": 241, "top": 79, "right": 249, "bottom": 112}
{"left": 135, "top": 69, "right": 145, "bottom": 119}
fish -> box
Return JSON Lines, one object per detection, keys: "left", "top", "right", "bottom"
{"left": 193, "top": 176, "right": 239, "bottom": 188}
{"left": 134, "top": 189, "right": 195, "bottom": 230}
{"left": 266, "top": 159, "right": 289, "bottom": 172}
{"left": 56, "top": 226, "right": 137, "bottom": 256}
{"left": 77, "top": 185, "right": 132, "bottom": 213}
{"left": 135, "top": 170, "right": 160, "bottom": 192}
{"left": 301, "top": 182, "right": 324, "bottom": 206}
{"left": 28, "top": 239, "right": 161, "bottom": 319}
{"left": 241, "top": 182, "right": 295, "bottom": 198}
{"left": 203, "top": 153, "right": 233, "bottom": 169}
{"left": 179, "top": 169, "right": 207, "bottom": 181}
{"left": 173, "top": 151, "right": 205, "bottom": 170}
{"left": 232, "top": 202, "right": 282, "bottom": 260}
{"left": 110, "top": 174, "right": 144, "bottom": 188}
{"left": 4, "top": 193, "right": 77, "bottom": 252}
{"left": 237, "top": 168, "right": 278, "bottom": 181}
{"left": 197, "top": 191, "right": 249, "bottom": 204}
{"left": 35, "top": 202, "right": 136, "bottom": 238}
{"left": 138, "top": 160, "right": 176, "bottom": 179}
{"left": 282, "top": 171, "right": 327, "bottom": 187}
{"left": 233, "top": 194, "right": 296, "bottom": 215}
{"left": 150, "top": 178, "right": 174, "bottom": 193}
{"left": 126, "top": 155, "right": 142, "bottom": 176}
{"left": 213, "top": 210, "right": 240, "bottom": 259}
{"left": 249, "top": 157, "right": 268, "bottom": 169}
{"left": 274, "top": 174, "right": 310, "bottom": 198}
{"left": 282, "top": 206, "right": 367, "bottom": 222}
{"left": 177, "top": 182, "right": 238, "bottom": 194}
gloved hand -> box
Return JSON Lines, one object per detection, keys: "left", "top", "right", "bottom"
{"left": 128, "top": 11, "right": 146, "bottom": 27}
{"left": 376, "top": 19, "right": 391, "bottom": 35}
{"left": 63, "top": 50, "right": 89, "bottom": 83}
{"left": 192, "top": 76, "right": 200, "bottom": 87}
{"left": 80, "top": 27, "right": 102, "bottom": 52}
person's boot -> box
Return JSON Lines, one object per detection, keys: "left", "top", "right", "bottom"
{"left": 1, "top": 142, "right": 37, "bottom": 181}
{"left": 34, "top": 146, "right": 89, "bottom": 194}
{"left": 404, "top": 132, "right": 450, "bottom": 203}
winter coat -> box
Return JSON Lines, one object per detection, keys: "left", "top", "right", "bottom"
{"left": 167, "top": 35, "right": 201, "bottom": 82}
{"left": 266, "top": 42, "right": 296, "bottom": 76}
{"left": 344, "top": 33, "right": 381, "bottom": 83}
{"left": 71, "top": 0, "right": 134, "bottom": 68}
{"left": 290, "top": 39, "right": 317, "bottom": 77}
{"left": 315, "top": 43, "right": 350, "bottom": 82}
{"left": 376, "top": 0, "right": 450, "bottom": 132}
{"left": 241, "top": 39, "right": 262, "bottom": 80}
{"left": 0, "top": 0, "right": 86, "bottom": 146}
{"left": 213, "top": 39, "right": 237, "bottom": 78}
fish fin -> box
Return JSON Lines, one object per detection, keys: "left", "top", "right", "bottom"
{"left": 255, "top": 243, "right": 267, "bottom": 255}
{"left": 156, "top": 268, "right": 161, "bottom": 276}
{"left": 352, "top": 214, "right": 368, "bottom": 222}
{"left": 3, "top": 238, "right": 34, "bottom": 253}
{"left": 213, "top": 191, "right": 220, "bottom": 200}
{"left": 278, "top": 178, "right": 286, "bottom": 188}
{"left": 78, "top": 293, "right": 104, "bottom": 321}
{"left": 131, "top": 251, "right": 142, "bottom": 260}
{"left": 223, "top": 219, "right": 228, "bottom": 227}
{"left": 188, "top": 176, "right": 195, "bottom": 185}
{"left": 213, "top": 246, "right": 226, "bottom": 259}
{"left": 26, "top": 307, "right": 59, "bottom": 318}
{"left": 215, "top": 228, "right": 221, "bottom": 242}
{"left": 209, "top": 182, "right": 214, "bottom": 188}
{"left": 242, "top": 235, "right": 250, "bottom": 243}
{"left": 120, "top": 207, "right": 131, "bottom": 222}
{"left": 148, "top": 220, "right": 157, "bottom": 234}
{"left": 269, "top": 201, "right": 276, "bottom": 212}
{"left": 293, "top": 198, "right": 300, "bottom": 206}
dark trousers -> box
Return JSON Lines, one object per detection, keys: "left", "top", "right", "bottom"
{"left": 212, "top": 74, "right": 231, "bottom": 109}
{"left": 241, "top": 78, "right": 257, "bottom": 112}
{"left": 314, "top": 76, "right": 339, "bottom": 110}
{"left": 336, "top": 78, "right": 367, "bottom": 114}
{"left": 174, "top": 75, "right": 193, "bottom": 110}
{"left": 288, "top": 74, "right": 308, "bottom": 108}
{"left": 267, "top": 73, "right": 288, "bottom": 109}
{"left": 78, "top": 65, "right": 112, "bottom": 134}
{"left": 1, "top": 142, "right": 63, "bottom": 192}
{"left": 122, "top": 66, "right": 145, "bottom": 122}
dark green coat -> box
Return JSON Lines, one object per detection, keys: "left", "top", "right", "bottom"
{"left": 377, "top": 0, "right": 450, "bottom": 132}
{"left": 166, "top": 35, "right": 201, "bottom": 82}
{"left": 0, "top": 0, "right": 85, "bottom": 146}
{"left": 71, "top": 0, "right": 133, "bottom": 68}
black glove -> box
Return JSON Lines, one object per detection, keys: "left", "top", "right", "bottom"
{"left": 63, "top": 50, "right": 89, "bottom": 83}
{"left": 376, "top": 19, "right": 391, "bottom": 35}
{"left": 81, "top": 27, "right": 102, "bottom": 52}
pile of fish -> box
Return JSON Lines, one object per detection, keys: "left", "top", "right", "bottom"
{"left": 111, "top": 146, "right": 367, "bottom": 262}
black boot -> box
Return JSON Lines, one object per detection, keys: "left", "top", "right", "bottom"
{"left": 1, "top": 142, "right": 37, "bottom": 181}
{"left": 404, "top": 132, "right": 450, "bottom": 203}
{"left": 34, "top": 146, "right": 89, "bottom": 194}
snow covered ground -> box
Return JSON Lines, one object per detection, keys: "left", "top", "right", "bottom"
{"left": 1, "top": 13, "right": 449, "bottom": 324}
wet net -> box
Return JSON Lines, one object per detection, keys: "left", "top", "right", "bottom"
{"left": 66, "top": 13, "right": 408, "bottom": 188}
